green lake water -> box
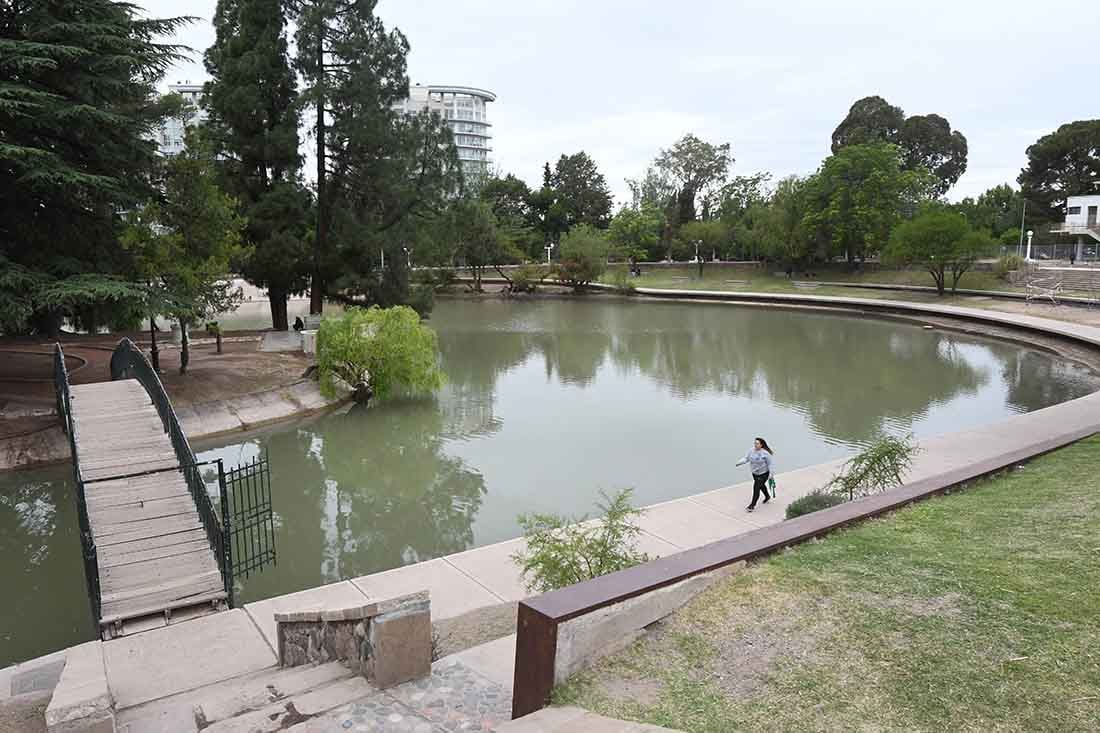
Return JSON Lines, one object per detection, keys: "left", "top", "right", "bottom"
{"left": 3, "top": 298, "right": 1098, "bottom": 666}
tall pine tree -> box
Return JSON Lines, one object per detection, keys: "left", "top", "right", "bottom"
{"left": 204, "top": 0, "right": 308, "bottom": 330}
{"left": 0, "top": 0, "right": 190, "bottom": 335}
{"left": 289, "top": 0, "right": 460, "bottom": 314}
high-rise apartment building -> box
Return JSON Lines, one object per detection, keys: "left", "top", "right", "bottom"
{"left": 393, "top": 84, "right": 496, "bottom": 180}
{"left": 156, "top": 82, "right": 207, "bottom": 156}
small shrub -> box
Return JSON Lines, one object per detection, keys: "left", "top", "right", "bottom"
{"left": 825, "top": 433, "right": 919, "bottom": 501}
{"left": 511, "top": 488, "right": 650, "bottom": 593}
{"left": 417, "top": 268, "right": 458, "bottom": 292}
{"left": 994, "top": 254, "right": 1025, "bottom": 280}
{"left": 608, "top": 268, "right": 636, "bottom": 294}
{"left": 555, "top": 225, "right": 610, "bottom": 291}
{"left": 508, "top": 264, "right": 549, "bottom": 293}
{"left": 786, "top": 490, "right": 847, "bottom": 519}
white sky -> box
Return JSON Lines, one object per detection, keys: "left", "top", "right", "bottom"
{"left": 143, "top": 0, "right": 1099, "bottom": 205}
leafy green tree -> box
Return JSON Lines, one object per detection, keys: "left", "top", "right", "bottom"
{"left": 832, "top": 96, "right": 968, "bottom": 196}
{"left": 533, "top": 153, "right": 613, "bottom": 242}
{"left": 316, "top": 306, "right": 444, "bottom": 402}
{"left": 0, "top": 0, "right": 190, "bottom": 335}
{"left": 884, "top": 207, "right": 991, "bottom": 294}
{"left": 608, "top": 204, "right": 664, "bottom": 261}
{"left": 953, "top": 183, "right": 1024, "bottom": 239}
{"left": 804, "top": 143, "right": 932, "bottom": 264}
{"left": 678, "top": 219, "right": 729, "bottom": 270}
{"left": 204, "top": 0, "right": 309, "bottom": 330}
{"left": 556, "top": 224, "right": 610, "bottom": 290}
{"left": 831, "top": 95, "right": 905, "bottom": 150}
{"left": 122, "top": 152, "right": 247, "bottom": 373}
{"left": 479, "top": 173, "right": 541, "bottom": 260}
{"left": 756, "top": 175, "right": 813, "bottom": 265}
{"left": 445, "top": 199, "right": 519, "bottom": 292}
{"left": 654, "top": 134, "right": 732, "bottom": 223}
{"left": 824, "top": 433, "right": 919, "bottom": 501}
{"left": 1017, "top": 120, "right": 1100, "bottom": 220}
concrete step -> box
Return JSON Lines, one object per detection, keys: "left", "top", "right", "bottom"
{"left": 116, "top": 661, "right": 357, "bottom": 733}
{"left": 203, "top": 677, "right": 375, "bottom": 733}
{"left": 493, "top": 706, "right": 682, "bottom": 732}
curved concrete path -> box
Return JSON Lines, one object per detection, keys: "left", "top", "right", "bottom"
{"left": 5, "top": 292, "right": 1100, "bottom": 721}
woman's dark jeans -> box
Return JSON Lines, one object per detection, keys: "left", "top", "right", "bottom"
{"left": 750, "top": 471, "right": 770, "bottom": 508}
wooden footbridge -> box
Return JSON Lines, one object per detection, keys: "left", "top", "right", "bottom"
{"left": 54, "top": 339, "right": 275, "bottom": 639}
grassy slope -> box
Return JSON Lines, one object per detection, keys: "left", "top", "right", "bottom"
{"left": 601, "top": 265, "right": 1019, "bottom": 298}
{"left": 555, "top": 436, "right": 1100, "bottom": 732}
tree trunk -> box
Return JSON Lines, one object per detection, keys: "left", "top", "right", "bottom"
{"left": 268, "top": 288, "right": 289, "bottom": 331}
{"left": 179, "top": 319, "right": 190, "bottom": 375}
{"left": 310, "top": 31, "right": 326, "bottom": 317}
{"left": 149, "top": 317, "right": 160, "bottom": 372}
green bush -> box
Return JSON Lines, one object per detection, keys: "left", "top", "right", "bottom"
{"left": 417, "top": 268, "right": 458, "bottom": 292}
{"left": 316, "top": 306, "right": 444, "bottom": 402}
{"left": 608, "top": 267, "right": 636, "bottom": 294}
{"left": 994, "top": 254, "right": 1025, "bottom": 280}
{"left": 509, "top": 264, "right": 549, "bottom": 293}
{"left": 786, "top": 490, "right": 847, "bottom": 519}
{"left": 824, "top": 433, "right": 919, "bottom": 501}
{"left": 511, "top": 488, "right": 650, "bottom": 593}
{"left": 556, "top": 225, "right": 610, "bottom": 291}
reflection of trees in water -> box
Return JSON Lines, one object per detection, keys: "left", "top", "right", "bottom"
{"left": 431, "top": 302, "right": 1024, "bottom": 445}
{"left": 273, "top": 399, "right": 488, "bottom": 582}
{"left": 0, "top": 471, "right": 95, "bottom": 664}
{"left": 997, "top": 350, "right": 1100, "bottom": 413}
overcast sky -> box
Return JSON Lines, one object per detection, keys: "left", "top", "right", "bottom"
{"left": 144, "top": 0, "right": 1098, "bottom": 206}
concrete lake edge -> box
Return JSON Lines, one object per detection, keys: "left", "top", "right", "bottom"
{"left": 4, "top": 290, "right": 1100, "bottom": 721}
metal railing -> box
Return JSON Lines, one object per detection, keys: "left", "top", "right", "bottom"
{"left": 109, "top": 338, "right": 233, "bottom": 604}
{"left": 54, "top": 344, "right": 101, "bottom": 625}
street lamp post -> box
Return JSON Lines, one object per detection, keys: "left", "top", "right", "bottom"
{"left": 544, "top": 243, "right": 553, "bottom": 264}
{"left": 695, "top": 240, "right": 703, "bottom": 278}
{"left": 403, "top": 246, "right": 412, "bottom": 270}
{"left": 1025, "top": 230, "right": 1034, "bottom": 262}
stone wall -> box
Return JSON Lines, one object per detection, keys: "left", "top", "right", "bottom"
{"left": 275, "top": 590, "right": 431, "bottom": 689}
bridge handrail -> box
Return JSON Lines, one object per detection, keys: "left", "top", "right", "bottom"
{"left": 109, "top": 338, "right": 233, "bottom": 603}
{"left": 54, "top": 343, "right": 101, "bottom": 624}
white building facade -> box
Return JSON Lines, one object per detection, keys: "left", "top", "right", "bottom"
{"left": 393, "top": 84, "right": 496, "bottom": 181}
{"left": 1051, "top": 194, "right": 1100, "bottom": 261}
{"left": 156, "top": 82, "right": 207, "bottom": 156}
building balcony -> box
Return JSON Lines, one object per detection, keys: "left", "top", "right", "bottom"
{"left": 1050, "top": 222, "right": 1100, "bottom": 243}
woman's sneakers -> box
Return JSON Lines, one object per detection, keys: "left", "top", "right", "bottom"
{"left": 746, "top": 505, "right": 755, "bottom": 512}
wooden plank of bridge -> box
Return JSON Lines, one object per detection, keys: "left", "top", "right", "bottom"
{"left": 68, "top": 379, "right": 228, "bottom": 634}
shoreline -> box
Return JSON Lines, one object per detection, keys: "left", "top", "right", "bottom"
{"left": 5, "top": 291, "right": 1100, "bottom": 688}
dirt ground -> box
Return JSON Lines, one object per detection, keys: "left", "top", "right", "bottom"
{"left": 0, "top": 331, "right": 311, "bottom": 439}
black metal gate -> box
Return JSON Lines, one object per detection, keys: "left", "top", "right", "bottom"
{"left": 218, "top": 454, "right": 277, "bottom": 605}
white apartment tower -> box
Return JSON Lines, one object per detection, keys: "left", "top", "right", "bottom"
{"left": 156, "top": 82, "right": 207, "bottom": 156}
{"left": 393, "top": 84, "right": 496, "bottom": 180}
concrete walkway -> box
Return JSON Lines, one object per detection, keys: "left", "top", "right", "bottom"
{"left": 6, "top": 294, "right": 1100, "bottom": 726}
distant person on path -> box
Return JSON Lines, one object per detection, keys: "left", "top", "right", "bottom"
{"left": 1069, "top": 250, "right": 1077, "bottom": 266}
{"left": 736, "top": 437, "right": 774, "bottom": 512}
{"left": 293, "top": 316, "right": 305, "bottom": 332}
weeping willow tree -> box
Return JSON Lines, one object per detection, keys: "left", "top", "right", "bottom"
{"left": 316, "top": 306, "right": 443, "bottom": 402}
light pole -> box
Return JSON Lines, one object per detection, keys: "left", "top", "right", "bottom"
{"left": 695, "top": 240, "right": 703, "bottom": 278}
{"left": 1025, "top": 229, "right": 1034, "bottom": 262}
{"left": 544, "top": 243, "right": 553, "bottom": 264}
{"left": 403, "top": 246, "right": 412, "bottom": 270}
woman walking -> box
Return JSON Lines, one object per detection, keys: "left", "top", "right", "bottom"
{"left": 736, "top": 437, "right": 774, "bottom": 512}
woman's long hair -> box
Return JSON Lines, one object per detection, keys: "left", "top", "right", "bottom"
{"left": 755, "top": 437, "right": 774, "bottom": 454}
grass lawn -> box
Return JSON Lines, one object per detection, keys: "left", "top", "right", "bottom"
{"left": 600, "top": 264, "right": 1020, "bottom": 298}
{"left": 554, "top": 436, "right": 1100, "bottom": 732}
